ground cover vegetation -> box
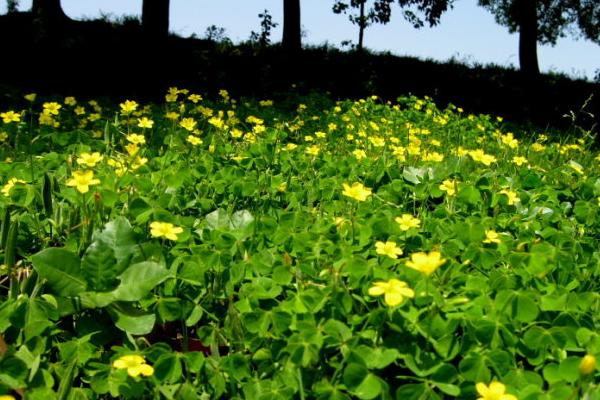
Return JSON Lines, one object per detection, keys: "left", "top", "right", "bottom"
{"left": 0, "top": 89, "right": 599, "bottom": 399}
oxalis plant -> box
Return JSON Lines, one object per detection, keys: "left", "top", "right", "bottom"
{"left": 0, "top": 90, "right": 598, "bottom": 399}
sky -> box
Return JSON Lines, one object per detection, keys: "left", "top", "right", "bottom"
{"left": 4, "top": 0, "right": 599, "bottom": 80}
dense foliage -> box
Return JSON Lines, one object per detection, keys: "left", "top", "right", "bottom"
{"left": 0, "top": 90, "right": 599, "bottom": 399}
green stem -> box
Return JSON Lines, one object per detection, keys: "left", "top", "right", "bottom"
{"left": 298, "top": 368, "right": 306, "bottom": 400}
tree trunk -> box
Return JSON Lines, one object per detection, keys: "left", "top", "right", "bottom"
{"left": 31, "top": 0, "right": 67, "bottom": 20}
{"left": 358, "top": 1, "right": 365, "bottom": 51}
{"left": 516, "top": 0, "right": 539, "bottom": 76}
{"left": 142, "top": 0, "right": 170, "bottom": 39}
{"left": 31, "top": 0, "right": 69, "bottom": 41}
{"left": 282, "top": 0, "right": 301, "bottom": 52}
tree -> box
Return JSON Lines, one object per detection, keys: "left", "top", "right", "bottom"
{"left": 398, "top": 0, "right": 453, "bottom": 28}
{"left": 333, "top": 0, "right": 394, "bottom": 52}
{"left": 333, "top": 0, "right": 453, "bottom": 52}
{"left": 6, "top": 0, "right": 18, "bottom": 13}
{"left": 30, "top": 0, "right": 70, "bottom": 40}
{"left": 479, "top": 0, "right": 600, "bottom": 76}
{"left": 282, "top": 0, "right": 301, "bottom": 52}
{"left": 31, "top": 0, "right": 67, "bottom": 21}
{"left": 142, "top": 0, "right": 170, "bottom": 39}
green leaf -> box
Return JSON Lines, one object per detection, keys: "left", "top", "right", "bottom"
{"left": 433, "top": 382, "right": 460, "bottom": 396}
{"left": 157, "top": 298, "right": 183, "bottom": 322}
{"left": 512, "top": 293, "right": 539, "bottom": 323}
{"left": 109, "top": 304, "right": 156, "bottom": 335}
{"left": 459, "top": 354, "right": 490, "bottom": 382}
{"left": 458, "top": 186, "right": 482, "bottom": 205}
{"left": 31, "top": 248, "right": 87, "bottom": 297}
{"left": 81, "top": 240, "right": 119, "bottom": 291}
{"left": 343, "top": 363, "right": 368, "bottom": 389}
{"left": 353, "top": 374, "right": 383, "bottom": 400}
{"left": 542, "top": 363, "right": 562, "bottom": 384}
{"left": 557, "top": 357, "right": 581, "bottom": 383}
{"left": 222, "top": 354, "right": 251, "bottom": 381}
{"left": 111, "top": 261, "right": 170, "bottom": 302}
{"left": 205, "top": 208, "right": 231, "bottom": 230}
{"left": 231, "top": 210, "right": 254, "bottom": 230}
{"left": 154, "top": 354, "right": 183, "bottom": 384}
{"left": 92, "top": 217, "right": 137, "bottom": 263}
{"left": 0, "top": 357, "right": 28, "bottom": 389}
{"left": 395, "top": 384, "right": 427, "bottom": 400}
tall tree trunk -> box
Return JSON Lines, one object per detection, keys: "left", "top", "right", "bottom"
{"left": 142, "top": 0, "right": 170, "bottom": 39}
{"left": 516, "top": 0, "right": 539, "bottom": 76}
{"left": 31, "top": 0, "right": 67, "bottom": 20}
{"left": 31, "top": 0, "right": 69, "bottom": 41}
{"left": 358, "top": 1, "right": 365, "bottom": 51}
{"left": 282, "top": 0, "right": 301, "bottom": 52}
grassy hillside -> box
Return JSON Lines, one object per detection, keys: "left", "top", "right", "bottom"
{"left": 0, "top": 11, "right": 598, "bottom": 132}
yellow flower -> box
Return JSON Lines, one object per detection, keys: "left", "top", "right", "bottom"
{"left": 24, "top": 93, "right": 37, "bottom": 102}
{"left": 208, "top": 116, "right": 226, "bottom": 130}
{"left": 368, "top": 279, "right": 415, "bottom": 307}
{"left": 119, "top": 100, "right": 138, "bottom": 114}
{"left": 165, "top": 111, "right": 179, "bottom": 120}
{"left": 405, "top": 251, "right": 446, "bottom": 276}
{"left": 422, "top": 151, "right": 444, "bottom": 162}
{"left": 369, "top": 136, "right": 385, "bottom": 147}
{"left": 0, "top": 111, "right": 21, "bottom": 123}
{"left": 439, "top": 179, "right": 458, "bottom": 197}
{"left": 500, "top": 132, "right": 519, "bottom": 149}
{"left": 113, "top": 355, "right": 154, "bottom": 378}
{"left": 283, "top": 143, "right": 298, "bottom": 151}
{"left": 74, "top": 106, "right": 86, "bottom": 115}
{"left": 180, "top": 118, "right": 197, "bottom": 132}
{"left": 126, "top": 133, "right": 146, "bottom": 145}
{"left": 305, "top": 145, "right": 321, "bottom": 156}
{"left": 150, "top": 221, "right": 183, "bottom": 241}
{"left": 230, "top": 128, "right": 244, "bottom": 139}
{"left": 342, "top": 182, "right": 372, "bottom": 202}
{"left": 499, "top": 189, "right": 519, "bottom": 205}
{"left": 531, "top": 143, "right": 545, "bottom": 152}
{"left": 0, "top": 395, "right": 16, "bottom": 400}
{"left": 475, "top": 382, "right": 517, "bottom": 400}
{"left": 512, "top": 156, "right": 528, "bottom": 166}
{"left": 186, "top": 135, "right": 203, "bottom": 146}
{"left": 64, "top": 96, "right": 77, "bottom": 106}
{"left": 188, "top": 94, "right": 203, "bottom": 103}
{"left": 131, "top": 156, "right": 148, "bottom": 170}
{"left": 580, "top": 354, "right": 596, "bottom": 375}
{"left": 137, "top": 117, "right": 154, "bottom": 129}
{"left": 259, "top": 99, "right": 273, "bottom": 106}
{"left": 469, "top": 149, "right": 496, "bottom": 166}
{"left": 2, "top": 178, "right": 26, "bottom": 196}
{"left": 76, "top": 152, "right": 104, "bottom": 167}
{"left": 395, "top": 214, "right": 421, "bottom": 231}
{"left": 375, "top": 241, "right": 403, "bottom": 259}
{"left": 353, "top": 149, "right": 367, "bottom": 160}
{"left": 88, "top": 113, "right": 101, "bottom": 121}
{"left": 66, "top": 170, "right": 101, "bottom": 193}
{"left": 43, "top": 102, "right": 62, "bottom": 115}
{"left": 125, "top": 143, "right": 139, "bottom": 156}
{"left": 483, "top": 230, "right": 501, "bottom": 244}
{"left": 219, "top": 89, "right": 230, "bottom": 100}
